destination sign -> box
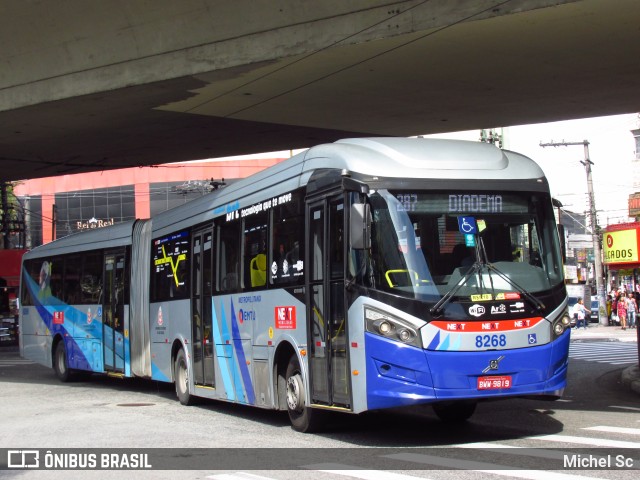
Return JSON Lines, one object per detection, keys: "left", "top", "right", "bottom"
{"left": 391, "top": 192, "right": 530, "bottom": 214}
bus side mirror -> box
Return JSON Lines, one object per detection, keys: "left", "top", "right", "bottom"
{"left": 557, "top": 224, "right": 566, "bottom": 263}
{"left": 351, "top": 203, "right": 371, "bottom": 250}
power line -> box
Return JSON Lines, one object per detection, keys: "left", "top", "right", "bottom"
{"left": 222, "top": 0, "right": 514, "bottom": 118}
{"left": 185, "top": 0, "right": 434, "bottom": 114}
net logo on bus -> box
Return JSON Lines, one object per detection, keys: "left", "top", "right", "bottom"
{"left": 53, "top": 311, "right": 64, "bottom": 324}
{"left": 275, "top": 306, "right": 296, "bottom": 329}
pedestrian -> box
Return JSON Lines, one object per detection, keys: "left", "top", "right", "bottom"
{"left": 574, "top": 297, "right": 587, "bottom": 330}
{"left": 606, "top": 295, "right": 612, "bottom": 325}
{"left": 627, "top": 292, "right": 637, "bottom": 329}
{"left": 617, "top": 293, "right": 628, "bottom": 330}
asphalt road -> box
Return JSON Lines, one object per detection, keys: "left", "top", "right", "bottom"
{"left": 0, "top": 340, "right": 638, "bottom": 480}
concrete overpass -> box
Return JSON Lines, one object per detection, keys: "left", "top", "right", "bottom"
{"left": 1, "top": 0, "right": 639, "bottom": 181}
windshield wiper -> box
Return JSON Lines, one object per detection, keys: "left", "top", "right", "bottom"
{"left": 483, "top": 263, "right": 546, "bottom": 312}
{"left": 429, "top": 237, "right": 545, "bottom": 317}
{"left": 476, "top": 236, "right": 545, "bottom": 312}
{"left": 429, "top": 259, "right": 483, "bottom": 317}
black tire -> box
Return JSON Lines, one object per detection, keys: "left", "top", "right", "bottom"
{"left": 285, "top": 355, "right": 323, "bottom": 433}
{"left": 53, "top": 341, "right": 73, "bottom": 382}
{"left": 174, "top": 349, "right": 194, "bottom": 405}
{"left": 432, "top": 400, "right": 477, "bottom": 423}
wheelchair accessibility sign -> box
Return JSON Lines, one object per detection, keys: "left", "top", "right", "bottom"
{"left": 458, "top": 216, "right": 477, "bottom": 234}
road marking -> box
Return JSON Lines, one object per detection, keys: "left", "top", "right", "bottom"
{"left": 451, "top": 442, "right": 567, "bottom": 461}
{"left": 568, "top": 342, "right": 638, "bottom": 365}
{"left": 610, "top": 405, "right": 640, "bottom": 412}
{"left": 528, "top": 434, "right": 640, "bottom": 448}
{"left": 207, "top": 473, "right": 274, "bottom": 480}
{"left": 0, "top": 359, "right": 34, "bottom": 367}
{"left": 304, "top": 464, "right": 426, "bottom": 479}
{"left": 583, "top": 425, "right": 640, "bottom": 435}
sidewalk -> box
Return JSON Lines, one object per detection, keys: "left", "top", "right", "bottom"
{"left": 570, "top": 322, "right": 639, "bottom": 342}
{"left": 570, "top": 322, "right": 640, "bottom": 395}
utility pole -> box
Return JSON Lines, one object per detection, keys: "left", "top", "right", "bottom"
{"left": 540, "top": 140, "right": 607, "bottom": 325}
{"left": 480, "top": 128, "right": 504, "bottom": 148}
{"left": 24, "top": 196, "right": 32, "bottom": 249}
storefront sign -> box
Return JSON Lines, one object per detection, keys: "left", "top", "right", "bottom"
{"left": 603, "top": 228, "right": 639, "bottom": 265}
{"left": 77, "top": 217, "right": 115, "bottom": 230}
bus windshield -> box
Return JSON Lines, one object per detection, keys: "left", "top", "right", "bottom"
{"left": 363, "top": 189, "right": 564, "bottom": 302}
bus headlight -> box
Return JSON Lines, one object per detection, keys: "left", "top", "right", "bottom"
{"left": 551, "top": 308, "right": 571, "bottom": 339}
{"left": 553, "top": 323, "right": 565, "bottom": 336}
{"left": 365, "top": 306, "right": 422, "bottom": 348}
{"left": 378, "top": 321, "right": 392, "bottom": 334}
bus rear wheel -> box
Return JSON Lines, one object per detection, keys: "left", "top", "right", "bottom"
{"left": 285, "top": 355, "right": 323, "bottom": 433}
{"left": 432, "top": 400, "right": 477, "bottom": 423}
{"left": 174, "top": 349, "right": 194, "bottom": 406}
{"left": 53, "top": 341, "right": 73, "bottom": 382}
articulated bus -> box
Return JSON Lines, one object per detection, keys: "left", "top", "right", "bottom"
{"left": 20, "top": 137, "right": 570, "bottom": 432}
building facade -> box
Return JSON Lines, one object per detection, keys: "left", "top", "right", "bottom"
{"left": 13, "top": 156, "right": 287, "bottom": 248}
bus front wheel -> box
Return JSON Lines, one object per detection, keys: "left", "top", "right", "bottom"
{"left": 285, "top": 356, "right": 323, "bottom": 433}
{"left": 432, "top": 400, "right": 477, "bottom": 423}
{"left": 174, "top": 349, "right": 194, "bottom": 406}
{"left": 53, "top": 341, "right": 73, "bottom": 382}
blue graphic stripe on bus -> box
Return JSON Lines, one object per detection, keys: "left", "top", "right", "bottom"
{"left": 151, "top": 361, "right": 170, "bottom": 382}
{"left": 229, "top": 299, "right": 256, "bottom": 405}
{"left": 437, "top": 333, "right": 451, "bottom": 351}
{"left": 27, "top": 293, "right": 92, "bottom": 371}
{"left": 426, "top": 330, "right": 440, "bottom": 350}
{"left": 23, "top": 264, "right": 127, "bottom": 374}
{"left": 212, "top": 300, "right": 236, "bottom": 401}
{"left": 225, "top": 300, "right": 251, "bottom": 403}
{"left": 22, "top": 271, "right": 89, "bottom": 368}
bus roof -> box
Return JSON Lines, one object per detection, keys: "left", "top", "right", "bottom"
{"left": 151, "top": 137, "right": 545, "bottom": 236}
{"left": 23, "top": 220, "right": 137, "bottom": 260}
{"left": 313, "top": 137, "right": 543, "bottom": 179}
{"left": 24, "top": 138, "right": 548, "bottom": 244}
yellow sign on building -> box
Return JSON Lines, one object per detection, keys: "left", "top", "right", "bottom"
{"left": 603, "top": 229, "right": 639, "bottom": 264}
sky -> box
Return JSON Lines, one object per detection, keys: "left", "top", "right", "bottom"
{"left": 424, "top": 113, "right": 640, "bottom": 229}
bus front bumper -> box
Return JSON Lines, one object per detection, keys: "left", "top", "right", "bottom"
{"left": 365, "top": 329, "right": 570, "bottom": 411}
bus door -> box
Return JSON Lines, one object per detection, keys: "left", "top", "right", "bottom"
{"left": 307, "top": 194, "right": 351, "bottom": 408}
{"left": 191, "top": 228, "right": 214, "bottom": 387}
{"left": 103, "top": 251, "right": 125, "bottom": 373}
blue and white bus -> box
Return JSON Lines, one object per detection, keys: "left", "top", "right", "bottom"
{"left": 20, "top": 137, "right": 570, "bottom": 432}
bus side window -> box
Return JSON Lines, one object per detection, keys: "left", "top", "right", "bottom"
{"left": 243, "top": 210, "right": 268, "bottom": 290}
{"left": 63, "top": 255, "right": 82, "bottom": 304}
{"left": 21, "top": 260, "right": 40, "bottom": 306}
{"left": 270, "top": 191, "right": 304, "bottom": 285}
{"left": 150, "top": 231, "right": 190, "bottom": 302}
{"left": 218, "top": 220, "right": 241, "bottom": 292}
{"left": 81, "top": 252, "right": 103, "bottom": 304}
{"left": 49, "top": 260, "right": 64, "bottom": 302}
